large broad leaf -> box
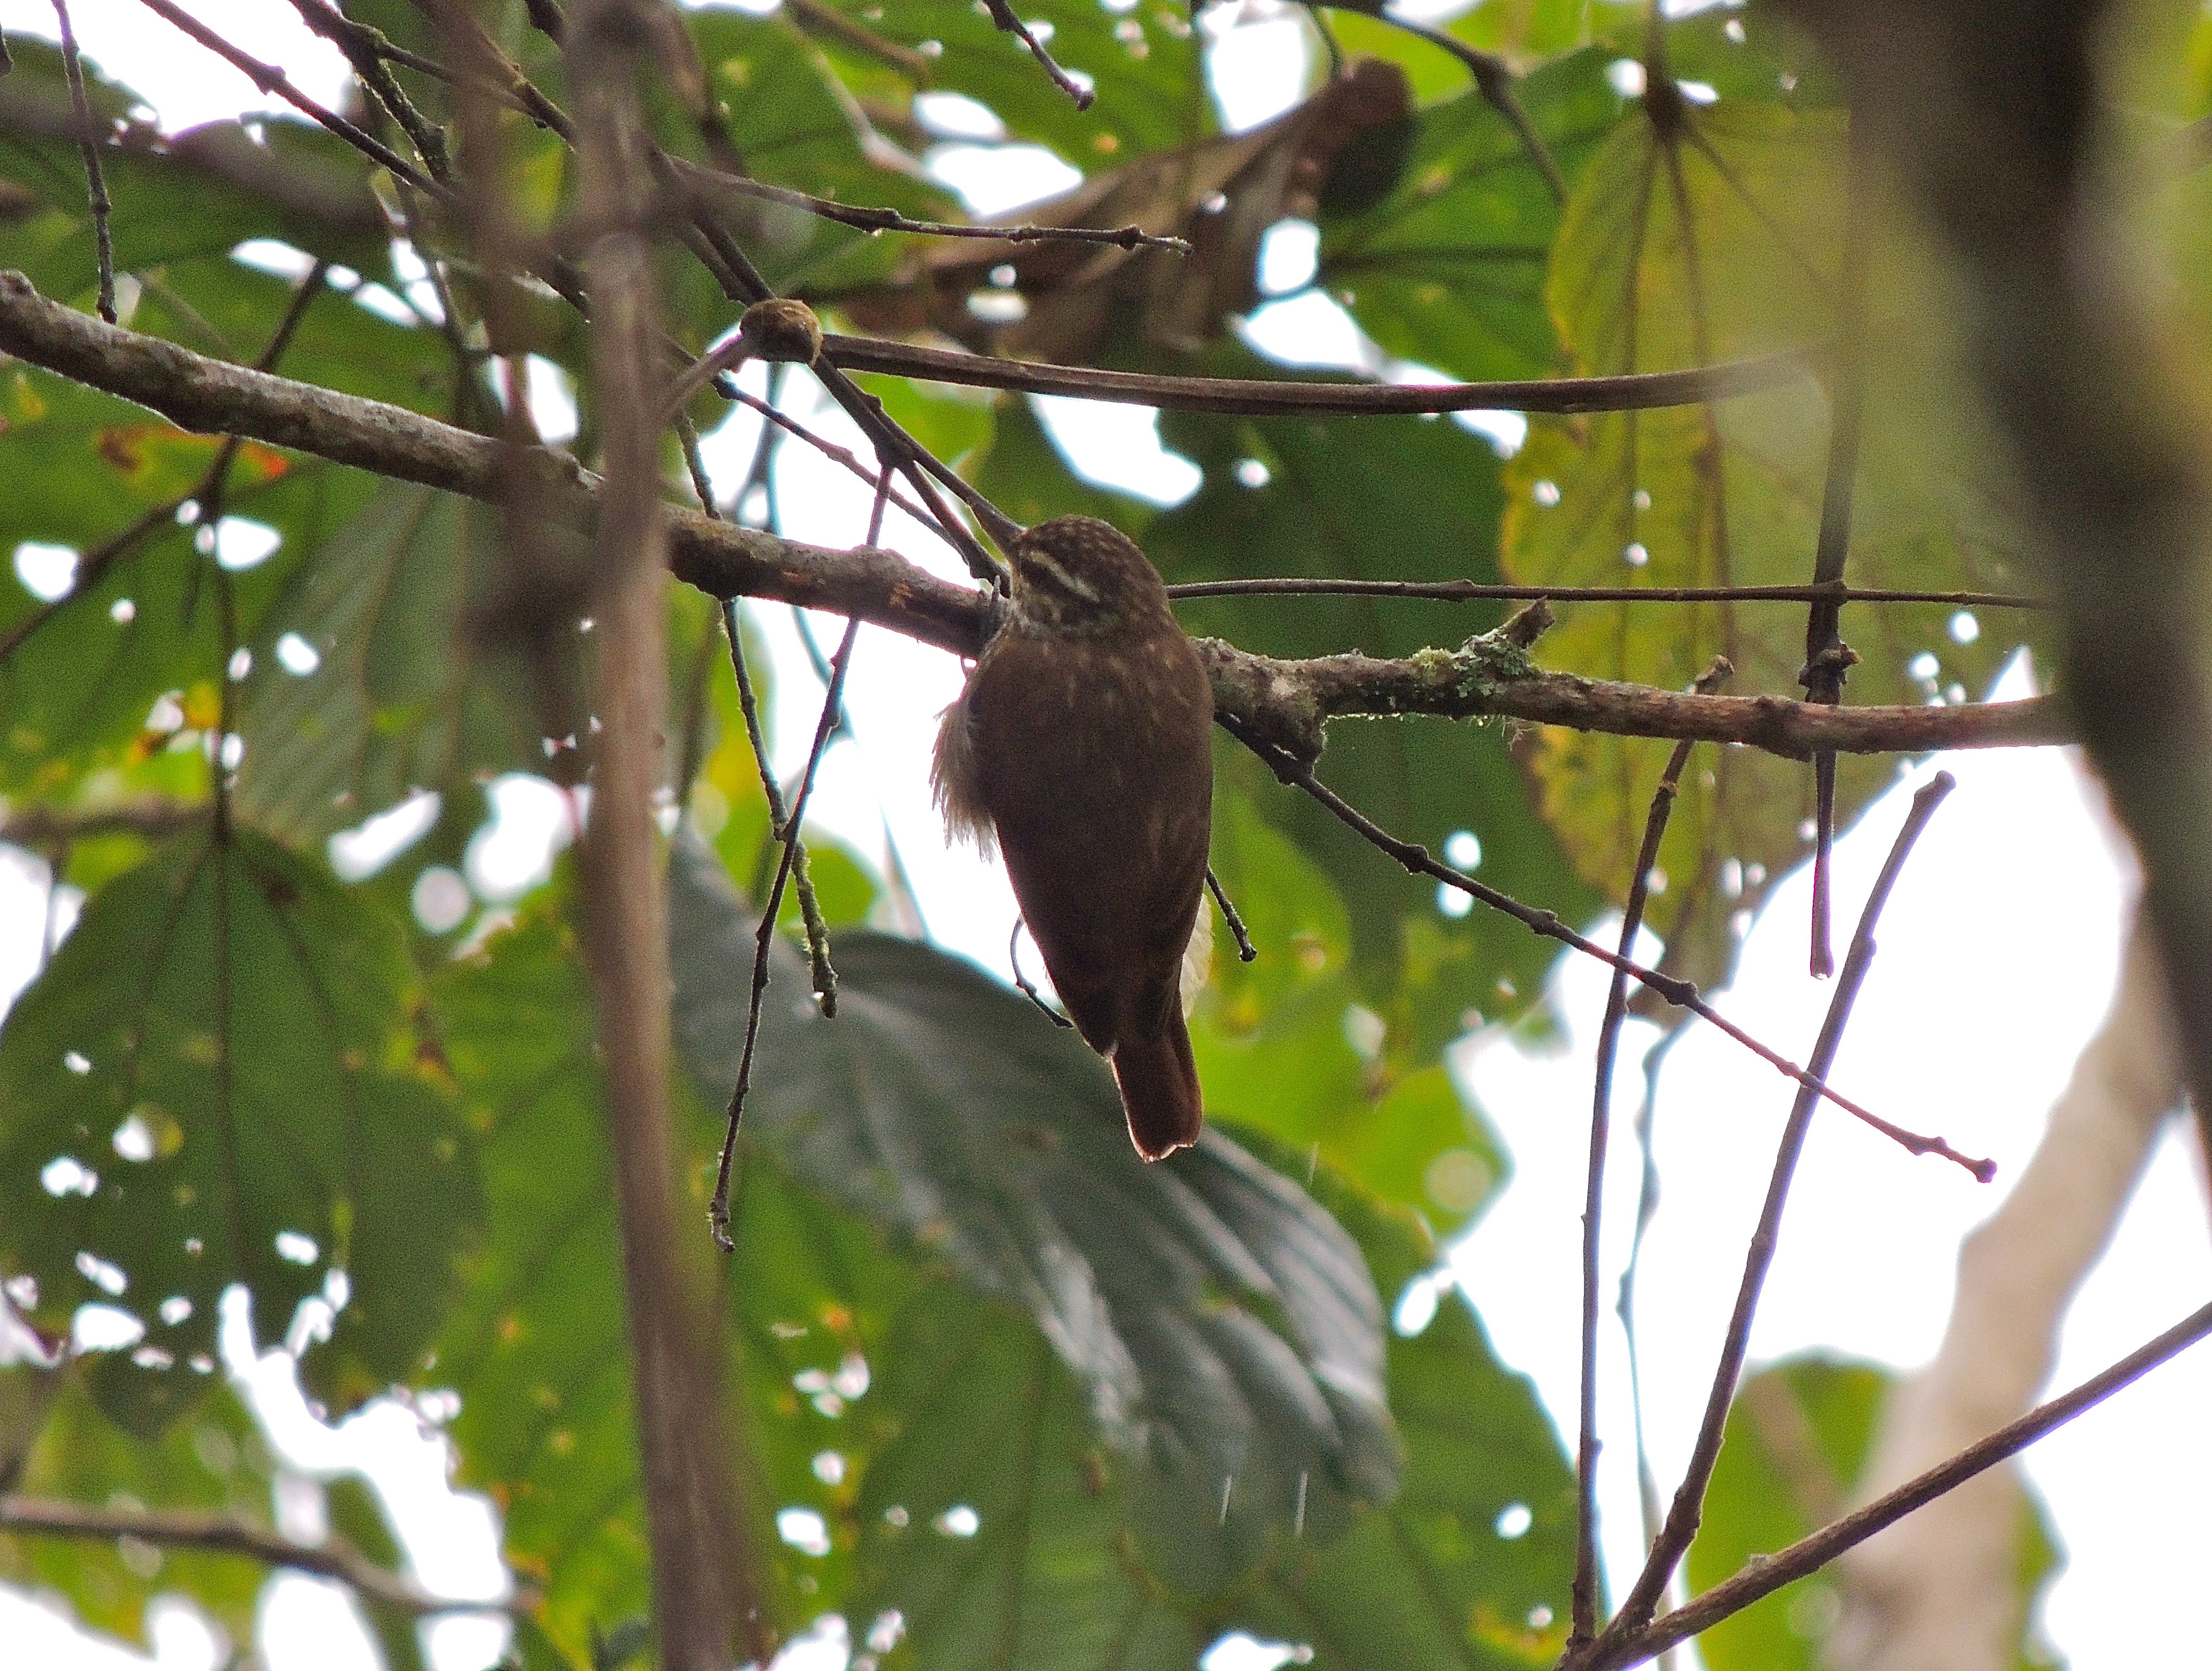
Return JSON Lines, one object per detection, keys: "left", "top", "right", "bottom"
{"left": 668, "top": 833, "right": 1401, "bottom": 1594}
{"left": 0, "top": 370, "right": 375, "bottom": 799}
{"left": 0, "top": 42, "right": 387, "bottom": 300}
{"left": 0, "top": 830, "right": 477, "bottom": 1434}
{"left": 1317, "top": 48, "right": 1630, "bottom": 383}
{"left": 0, "top": 1365, "right": 275, "bottom": 1648}
{"left": 233, "top": 480, "right": 575, "bottom": 844}
{"left": 1226, "top": 1137, "right": 1579, "bottom": 1669}
{"left": 1194, "top": 789, "right": 1508, "bottom": 1231}
{"left": 1502, "top": 98, "right": 2039, "bottom": 990}
{"left": 1684, "top": 1356, "right": 2062, "bottom": 1671}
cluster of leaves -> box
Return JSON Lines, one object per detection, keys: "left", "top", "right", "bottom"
{"left": 0, "top": 0, "right": 2099, "bottom": 1666}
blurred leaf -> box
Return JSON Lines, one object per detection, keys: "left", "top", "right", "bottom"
{"left": 802, "top": 0, "right": 1207, "bottom": 163}
{"left": 1318, "top": 48, "right": 1630, "bottom": 382}
{"left": 0, "top": 830, "right": 478, "bottom": 1432}
{"left": 1194, "top": 790, "right": 1506, "bottom": 1229}
{"left": 668, "top": 833, "right": 1401, "bottom": 1593}
{"left": 1503, "top": 99, "right": 2036, "bottom": 990}
{"left": 0, "top": 1366, "right": 274, "bottom": 1648}
{"left": 1685, "top": 1355, "right": 2062, "bottom": 1671}
{"left": 0, "top": 371, "right": 375, "bottom": 800}
{"left": 0, "top": 43, "right": 386, "bottom": 299}
{"left": 328, "top": 1473, "right": 433, "bottom": 1671}
{"left": 235, "top": 480, "right": 578, "bottom": 844}
{"left": 1222, "top": 1130, "right": 1577, "bottom": 1669}
{"left": 853, "top": 61, "right": 1412, "bottom": 363}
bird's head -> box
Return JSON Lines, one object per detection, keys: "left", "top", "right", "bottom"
{"left": 1006, "top": 516, "right": 1173, "bottom": 637}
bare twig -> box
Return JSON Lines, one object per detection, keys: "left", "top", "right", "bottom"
{"left": 0, "top": 1495, "right": 519, "bottom": 1618}
{"left": 978, "top": 0, "right": 1093, "bottom": 109}
{"left": 1572, "top": 659, "right": 1730, "bottom": 1645}
{"left": 822, "top": 332, "right": 1814, "bottom": 417}
{"left": 48, "top": 0, "right": 114, "bottom": 323}
{"left": 1205, "top": 866, "right": 1257, "bottom": 963}
{"left": 1596, "top": 773, "right": 1958, "bottom": 1650}
{"left": 1009, "top": 918, "right": 1073, "bottom": 1026}
{"left": 283, "top": 0, "right": 454, "bottom": 183}
{"left": 1800, "top": 137, "right": 1873, "bottom": 978}
{"left": 128, "top": 0, "right": 448, "bottom": 200}
{"left": 1584, "top": 1298, "right": 2212, "bottom": 1670}
{"left": 709, "top": 610, "right": 862, "bottom": 1250}
{"left": 1227, "top": 713, "right": 1991, "bottom": 1176}
{"left": 1169, "top": 578, "right": 2046, "bottom": 610}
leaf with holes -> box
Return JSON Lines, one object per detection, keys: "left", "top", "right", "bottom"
{"left": 669, "top": 833, "right": 1401, "bottom": 1594}
{"left": 1503, "top": 98, "right": 2039, "bottom": 991}
{"left": 0, "top": 830, "right": 476, "bottom": 1434}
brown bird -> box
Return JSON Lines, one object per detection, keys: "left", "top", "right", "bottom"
{"left": 932, "top": 516, "right": 1216, "bottom": 1159}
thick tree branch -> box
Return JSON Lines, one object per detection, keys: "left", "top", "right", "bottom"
{"left": 0, "top": 270, "right": 2067, "bottom": 761}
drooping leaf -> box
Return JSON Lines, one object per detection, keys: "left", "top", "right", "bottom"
{"left": 1224, "top": 1130, "right": 1578, "bottom": 1670}
{"left": 0, "top": 830, "right": 477, "bottom": 1433}
{"left": 0, "top": 42, "right": 387, "bottom": 297}
{"left": 667, "top": 833, "right": 1401, "bottom": 1594}
{"left": 234, "top": 480, "right": 580, "bottom": 844}
{"left": 1684, "top": 1356, "right": 2062, "bottom": 1671}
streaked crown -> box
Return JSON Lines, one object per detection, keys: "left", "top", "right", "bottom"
{"left": 1008, "top": 516, "right": 1174, "bottom": 635}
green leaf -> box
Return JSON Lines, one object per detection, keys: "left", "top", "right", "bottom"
{"left": 1194, "top": 789, "right": 1507, "bottom": 1229}
{"left": 1225, "top": 1130, "right": 1578, "bottom": 1670}
{"left": 801, "top": 0, "right": 1207, "bottom": 164}
{"left": 1684, "top": 1356, "right": 2061, "bottom": 1671}
{"left": 235, "top": 480, "right": 575, "bottom": 844}
{"left": 1318, "top": 49, "right": 1631, "bottom": 383}
{"left": 0, "top": 830, "right": 477, "bottom": 1432}
{"left": 1503, "top": 99, "right": 2039, "bottom": 990}
{"left": 0, "top": 1366, "right": 275, "bottom": 1647}
{"left": 0, "top": 369, "right": 377, "bottom": 800}
{"left": 0, "top": 43, "right": 387, "bottom": 298}
{"left": 667, "top": 834, "right": 1401, "bottom": 1593}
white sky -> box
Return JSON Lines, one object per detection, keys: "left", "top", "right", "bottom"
{"left": 1, "top": 1, "right": 2207, "bottom": 1668}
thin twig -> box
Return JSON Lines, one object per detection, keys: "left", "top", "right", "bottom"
{"left": 1009, "top": 918, "right": 1073, "bottom": 1027}
{"left": 1222, "top": 714, "right": 1993, "bottom": 1178}
{"left": 1617, "top": 1023, "right": 1687, "bottom": 1669}
{"left": 129, "top": 0, "right": 449, "bottom": 200}
{"left": 822, "top": 332, "right": 1815, "bottom": 417}
{"left": 1583, "top": 1297, "right": 2212, "bottom": 1670}
{"left": 1598, "top": 773, "right": 1957, "bottom": 1647}
{"left": 1572, "top": 659, "right": 1729, "bottom": 1646}
{"left": 1800, "top": 135, "right": 1874, "bottom": 978}
{"left": 0, "top": 1496, "right": 521, "bottom": 1617}
{"left": 1168, "top": 578, "right": 2046, "bottom": 609}
{"left": 49, "top": 0, "right": 114, "bottom": 324}
{"left": 1354, "top": 9, "right": 1566, "bottom": 201}
{"left": 283, "top": 0, "right": 454, "bottom": 183}
{"left": 978, "top": 0, "right": 1094, "bottom": 109}
{"left": 1206, "top": 866, "right": 1257, "bottom": 963}
{"left": 709, "top": 611, "right": 861, "bottom": 1250}
{"left": 671, "top": 156, "right": 1189, "bottom": 252}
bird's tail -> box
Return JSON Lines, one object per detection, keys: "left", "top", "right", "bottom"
{"left": 1111, "top": 1019, "right": 1204, "bottom": 1160}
